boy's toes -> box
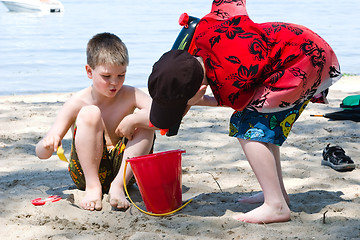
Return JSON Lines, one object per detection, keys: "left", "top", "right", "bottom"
{"left": 110, "top": 198, "right": 130, "bottom": 209}
{"left": 81, "top": 200, "right": 102, "bottom": 211}
{"left": 94, "top": 200, "right": 102, "bottom": 211}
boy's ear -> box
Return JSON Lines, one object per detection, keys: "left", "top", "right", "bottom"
{"left": 85, "top": 64, "right": 93, "bottom": 79}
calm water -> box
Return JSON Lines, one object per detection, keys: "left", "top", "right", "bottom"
{"left": 0, "top": 0, "right": 359, "bottom": 96}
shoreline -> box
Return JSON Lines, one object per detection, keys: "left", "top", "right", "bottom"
{"left": 0, "top": 74, "right": 359, "bottom": 98}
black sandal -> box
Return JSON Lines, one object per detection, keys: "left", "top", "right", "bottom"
{"left": 322, "top": 144, "right": 355, "bottom": 172}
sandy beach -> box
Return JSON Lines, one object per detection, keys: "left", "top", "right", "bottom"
{"left": 0, "top": 75, "right": 359, "bottom": 240}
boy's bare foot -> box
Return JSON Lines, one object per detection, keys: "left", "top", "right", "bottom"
{"left": 238, "top": 192, "right": 290, "bottom": 205}
{"left": 233, "top": 202, "right": 291, "bottom": 224}
{"left": 80, "top": 187, "right": 103, "bottom": 211}
{"left": 108, "top": 184, "right": 131, "bottom": 210}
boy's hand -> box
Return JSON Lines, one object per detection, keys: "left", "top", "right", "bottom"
{"left": 36, "top": 134, "right": 62, "bottom": 159}
{"left": 42, "top": 135, "right": 61, "bottom": 152}
{"left": 116, "top": 115, "right": 136, "bottom": 140}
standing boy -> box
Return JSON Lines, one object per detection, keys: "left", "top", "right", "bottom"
{"left": 148, "top": 0, "right": 341, "bottom": 223}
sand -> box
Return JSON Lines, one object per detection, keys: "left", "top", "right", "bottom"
{"left": 0, "top": 76, "right": 359, "bottom": 240}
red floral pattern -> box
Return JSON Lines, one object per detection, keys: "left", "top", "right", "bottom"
{"left": 195, "top": 0, "right": 341, "bottom": 112}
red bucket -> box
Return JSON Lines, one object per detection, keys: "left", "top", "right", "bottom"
{"left": 127, "top": 149, "right": 185, "bottom": 214}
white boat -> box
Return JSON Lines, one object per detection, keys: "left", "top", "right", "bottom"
{"left": 1, "top": 0, "right": 64, "bottom": 13}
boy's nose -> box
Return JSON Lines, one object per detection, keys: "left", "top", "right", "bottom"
{"left": 109, "top": 78, "right": 119, "bottom": 85}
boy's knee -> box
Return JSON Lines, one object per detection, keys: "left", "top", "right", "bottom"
{"left": 77, "top": 105, "right": 102, "bottom": 127}
{"left": 127, "top": 129, "right": 155, "bottom": 153}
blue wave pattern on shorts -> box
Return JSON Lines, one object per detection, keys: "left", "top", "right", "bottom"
{"left": 229, "top": 100, "right": 310, "bottom": 146}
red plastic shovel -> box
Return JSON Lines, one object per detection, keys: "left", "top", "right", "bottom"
{"left": 31, "top": 195, "right": 62, "bottom": 206}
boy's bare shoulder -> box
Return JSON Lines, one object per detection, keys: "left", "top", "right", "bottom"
{"left": 120, "top": 85, "right": 136, "bottom": 92}
{"left": 65, "top": 87, "right": 92, "bottom": 106}
{"left": 114, "top": 85, "right": 150, "bottom": 109}
{"left": 117, "top": 85, "right": 148, "bottom": 97}
{"left": 119, "top": 84, "right": 135, "bottom": 92}
{"left": 133, "top": 85, "right": 149, "bottom": 94}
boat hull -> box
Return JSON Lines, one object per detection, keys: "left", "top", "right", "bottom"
{"left": 1, "top": 0, "right": 64, "bottom": 13}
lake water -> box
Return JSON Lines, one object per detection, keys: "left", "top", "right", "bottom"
{"left": 0, "top": 0, "right": 359, "bottom": 96}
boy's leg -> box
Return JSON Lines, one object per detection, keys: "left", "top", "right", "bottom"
{"left": 269, "top": 144, "right": 289, "bottom": 205}
{"left": 238, "top": 144, "right": 289, "bottom": 205}
{"left": 233, "top": 139, "right": 290, "bottom": 224}
{"left": 108, "top": 128, "right": 155, "bottom": 209}
{"left": 72, "top": 106, "right": 104, "bottom": 211}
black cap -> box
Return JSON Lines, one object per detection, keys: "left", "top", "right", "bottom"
{"left": 148, "top": 50, "right": 204, "bottom": 136}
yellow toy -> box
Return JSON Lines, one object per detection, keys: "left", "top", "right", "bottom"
{"left": 57, "top": 146, "right": 68, "bottom": 162}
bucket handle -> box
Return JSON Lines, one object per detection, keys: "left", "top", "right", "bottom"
{"left": 123, "top": 160, "right": 192, "bottom": 216}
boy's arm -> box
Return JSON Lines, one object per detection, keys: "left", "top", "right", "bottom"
{"left": 36, "top": 97, "right": 80, "bottom": 159}
{"left": 181, "top": 85, "right": 219, "bottom": 117}
{"left": 188, "top": 85, "right": 218, "bottom": 107}
{"left": 129, "top": 87, "right": 154, "bottom": 129}
{"left": 115, "top": 87, "right": 155, "bottom": 139}
{"left": 193, "top": 95, "right": 218, "bottom": 106}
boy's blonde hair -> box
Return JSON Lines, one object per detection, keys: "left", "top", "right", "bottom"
{"left": 87, "top": 32, "right": 129, "bottom": 69}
